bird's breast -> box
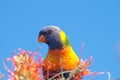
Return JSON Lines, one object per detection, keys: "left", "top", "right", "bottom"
{"left": 43, "top": 46, "right": 80, "bottom": 71}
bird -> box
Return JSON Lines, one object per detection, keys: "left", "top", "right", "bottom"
{"left": 38, "top": 26, "right": 80, "bottom": 80}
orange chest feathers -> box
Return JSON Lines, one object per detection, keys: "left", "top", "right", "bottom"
{"left": 43, "top": 46, "right": 80, "bottom": 71}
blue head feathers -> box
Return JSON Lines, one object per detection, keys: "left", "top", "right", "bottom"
{"left": 39, "top": 26, "right": 65, "bottom": 50}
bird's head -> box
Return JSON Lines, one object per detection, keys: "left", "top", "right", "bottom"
{"left": 38, "top": 26, "right": 70, "bottom": 50}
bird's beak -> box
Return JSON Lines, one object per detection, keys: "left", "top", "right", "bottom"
{"left": 38, "top": 35, "right": 46, "bottom": 43}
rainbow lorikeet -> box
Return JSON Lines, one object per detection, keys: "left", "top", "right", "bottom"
{"left": 38, "top": 26, "right": 81, "bottom": 79}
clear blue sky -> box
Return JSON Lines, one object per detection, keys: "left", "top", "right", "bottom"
{"left": 0, "top": 0, "right": 120, "bottom": 79}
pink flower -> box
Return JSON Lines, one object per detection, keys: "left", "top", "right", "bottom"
{"left": 4, "top": 48, "right": 43, "bottom": 80}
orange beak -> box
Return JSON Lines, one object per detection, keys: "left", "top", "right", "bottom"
{"left": 38, "top": 35, "right": 46, "bottom": 43}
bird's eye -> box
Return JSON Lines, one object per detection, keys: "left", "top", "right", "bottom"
{"left": 47, "top": 29, "right": 52, "bottom": 35}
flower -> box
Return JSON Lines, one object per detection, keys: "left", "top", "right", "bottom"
{"left": 4, "top": 48, "right": 43, "bottom": 80}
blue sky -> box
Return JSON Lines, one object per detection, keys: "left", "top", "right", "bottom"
{"left": 0, "top": 0, "right": 120, "bottom": 79}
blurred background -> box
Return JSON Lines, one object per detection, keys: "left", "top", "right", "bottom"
{"left": 0, "top": 0, "right": 120, "bottom": 79}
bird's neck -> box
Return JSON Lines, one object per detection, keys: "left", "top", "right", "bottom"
{"left": 48, "top": 31, "right": 70, "bottom": 50}
{"left": 47, "top": 41, "right": 64, "bottom": 50}
{"left": 48, "top": 46, "right": 72, "bottom": 56}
